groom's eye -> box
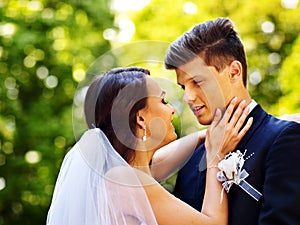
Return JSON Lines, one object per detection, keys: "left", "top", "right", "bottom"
{"left": 193, "top": 80, "right": 202, "bottom": 85}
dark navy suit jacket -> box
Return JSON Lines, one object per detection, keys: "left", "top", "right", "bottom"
{"left": 174, "top": 105, "right": 300, "bottom": 225}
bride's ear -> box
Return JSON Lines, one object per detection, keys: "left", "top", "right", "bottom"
{"left": 136, "top": 109, "right": 146, "bottom": 129}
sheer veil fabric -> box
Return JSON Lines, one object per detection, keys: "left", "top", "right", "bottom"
{"left": 47, "top": 128, "right": 158, "bottom": 225}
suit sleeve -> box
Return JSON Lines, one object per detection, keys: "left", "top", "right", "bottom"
{"left": 259, "top": 122, "right": 300, "bottom": 225}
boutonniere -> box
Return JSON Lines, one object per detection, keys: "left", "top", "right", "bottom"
{"left": 217, "top": 150, "right": 262, "bottom": 203}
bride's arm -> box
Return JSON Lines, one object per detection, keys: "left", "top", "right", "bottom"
{"left": 147, "top": 98, "right": 253, "bottom": 225}
{"left": 151, "top": 112, "right": 300, "bottom": 182}
{"left": 151, "top": 129, "right": 206, "bottom": 182}
{"left": 278, "top": 113, "right": 300, "bottom": 123}
{"left": 201, "top": 99, "right": 253, "bottom": 223}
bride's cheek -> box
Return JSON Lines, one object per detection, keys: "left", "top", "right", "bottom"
{"left": 149, "top": 118, "right": 166, "bottom": 138}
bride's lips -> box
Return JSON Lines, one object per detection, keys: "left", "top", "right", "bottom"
{"left": 191, "top": 105, "right": 205, "bottom": 116}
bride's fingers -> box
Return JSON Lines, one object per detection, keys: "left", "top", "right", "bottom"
{"left": 210, "top": 108, "right": 222, "bottom": 129}
{"left": 223, "top": 97, "right": 238, "bottom": 123}
{"left": 237, "top": 117, "right": 253, "bottom": 139}
{"left": 233, "top": 105, "right": 251, "bottom": 132}
{"left": 228, "top": 100, "right": 247, "bottom": 127}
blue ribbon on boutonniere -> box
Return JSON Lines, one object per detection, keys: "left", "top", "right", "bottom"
{"left": 216, "top": 150, "right": 262, "bottom": 203}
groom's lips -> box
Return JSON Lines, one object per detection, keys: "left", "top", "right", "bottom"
{"left": 191, "top": 105, "right": 205, "bottom": 116}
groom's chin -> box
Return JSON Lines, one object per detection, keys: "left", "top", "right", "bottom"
{"left": 196, "top": 116, "right": 212, "bottom": 126}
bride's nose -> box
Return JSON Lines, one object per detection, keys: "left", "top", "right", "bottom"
{"left": 168, "top": 104, "right": 175, "bottom": 115}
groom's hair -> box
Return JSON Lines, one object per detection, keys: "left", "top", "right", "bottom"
{"left": 164, "top": 17, "right": 248, "bottom": 86}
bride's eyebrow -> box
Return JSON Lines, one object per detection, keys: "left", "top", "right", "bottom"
{"left": 160, "top": 91, "right": 166, "bottom": 97}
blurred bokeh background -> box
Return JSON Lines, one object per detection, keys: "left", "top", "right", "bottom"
{"left": 0, "top": 0, "right": 299, "bottom": 224}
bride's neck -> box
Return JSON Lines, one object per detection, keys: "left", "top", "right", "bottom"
{"left": 130, "top": 150, "right": 154, "bottom": 175}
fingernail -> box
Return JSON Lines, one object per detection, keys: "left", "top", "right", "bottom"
{"left": 232, "top": 96, "right": 238, "bottom": 103}
{"left": 244, "top": 106, "right": 250, "bottom": 113}
{"left": 247, "top": 117, "right": 254, "bottom": 124}
{"left": 240, "top": 100, "right": 246, "bottom": 105}
{"left": 215, "top": 108, "right": 221, "bottom": 116}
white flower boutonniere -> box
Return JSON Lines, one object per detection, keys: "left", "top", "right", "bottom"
{"left": 217, "top": 150, "right": 262, "bottom": 202}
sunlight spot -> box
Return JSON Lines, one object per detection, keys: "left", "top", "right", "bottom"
{"left": 25, "top": 150, "right": 41, "bottom": 164}
{"left": 115, "top": 15, "right": 135, "bottom": 43}
{"left": 75, "top": 11, "right": 88, "bottom": 26}
{"left": 103, "top": 28, "right": 117, "bottom": 41}
{"left": 281, "top": 0, "right": 299, "bottom": 8}
{"left": 51, "top": 26, "right": 66, "bottom": 39}
{"left": 261, "top": 21, "right": 275, "bottom": 33}
{"left": 31, "top": 49, "right": 45, "bottom": 61}
{"left": 27, "top": 0, "right": 44, "bottom": 11}
{"left": 53, "top": 39, "right": 66, "bottom": 51}
{"left": 0, "top": 23, "right": 16, "bottom": 37}
{"left": 45, "top": 75, "right": 58, "bottom": 89}
{"left": 111, "top": 0, "right": 150, "bottom": 12}
{"left": 183, "top": 2, "right": 198, "bottom": 15}
{"left": 2, "top": 142, "right": 13, "bottom": 154}
{"left": 73, "top": 68, "right": 86, "bottom": 82}
{"left": 5, "top": 116, "right": 16, "bottom": 132}
{"left": 55, "top": 3, "right": 73, "bottom": 21}
{"left": 36, "top": 66, "right": 49, "bottom": 79}
{"left": 7, "top": 88, "right": 19, "bottom": 100}
{"left": 42, "top": 8, "right": 55, "bottom": 20}
{"left": 54, "top": 136, "right": 66, "bottom": 148}
{"left": 269, "top": 53, "right": 281, "bottom": 65}
{"left": 4, "top": 77, "right": 16, "bottom": 89}
{"left": 0, "top": 177, "right": 6, "bottom": 191}
{"left": 249, "top": 71, "right": 262, "bottom": 85}
{"left": 24, "top": 55, "right": 36, "bottom": 68}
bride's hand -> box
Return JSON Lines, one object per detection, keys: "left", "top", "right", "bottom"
{"left": 205, "top": 97, "right": 253, "bottom": 165}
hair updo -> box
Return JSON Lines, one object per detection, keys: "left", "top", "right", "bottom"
{"left": 84, "top": 67, "right": 150, "bottom": 163}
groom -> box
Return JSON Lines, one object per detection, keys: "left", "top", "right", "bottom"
{"left": 164, "top": 18, "right": 300, "bottom": 225}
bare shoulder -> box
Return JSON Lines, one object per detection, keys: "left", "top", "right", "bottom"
{"left": 278, "top": 113, "right": 300, "bottom": 123}
{"left": 105, "top": 166, "right": 158, "bottom": 187}
{"left": 105, "top": 166, "right": 141, "bottom": 186}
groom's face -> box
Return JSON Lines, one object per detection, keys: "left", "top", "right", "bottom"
{"left": 175, "top": 57, "right": 233, "bottom": 125}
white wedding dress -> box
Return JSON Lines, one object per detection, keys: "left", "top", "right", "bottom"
{"left": 46, "top": 128, "right": 158, "bottom": 225}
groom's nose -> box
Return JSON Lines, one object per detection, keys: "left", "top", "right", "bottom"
{"left": 183, "top": 90, "right": 195, "bottom": 103}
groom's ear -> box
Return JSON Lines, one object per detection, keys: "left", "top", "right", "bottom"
{"left": 229, "top": 60, "right": 242, "bottom": 82}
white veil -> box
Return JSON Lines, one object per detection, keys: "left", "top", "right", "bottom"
{"left": 46, "top": 128, "right": 158, "bottom": 225}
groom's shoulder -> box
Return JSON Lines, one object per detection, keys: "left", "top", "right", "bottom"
{"left": 262, "top": 111, "right": 300, "bottom": 138}
{"left": 254, "top": 104, "right": 300, "bottom": 130}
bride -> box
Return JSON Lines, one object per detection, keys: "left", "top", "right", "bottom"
{"left": 47, "top": 67, "right": 252, "bottom": 225}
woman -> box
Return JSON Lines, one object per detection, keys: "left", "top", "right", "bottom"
{"left": 47, "top": 67, "right": 252, "bottom": 225}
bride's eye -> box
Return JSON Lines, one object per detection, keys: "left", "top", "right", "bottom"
{"left": 162, "top": 98, "right": 169, "bottom": 104}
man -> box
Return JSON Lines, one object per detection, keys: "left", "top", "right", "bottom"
{"left": 164, "top": 17, "right": 300, "bottom": 225}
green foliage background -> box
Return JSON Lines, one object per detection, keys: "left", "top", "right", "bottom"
{"left": 0, "top": 0, "right": 299, "bottom": 224}
{"left": 0, "top": 0, "right": 114, "bottom": 224}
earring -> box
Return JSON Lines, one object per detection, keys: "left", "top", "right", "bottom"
{"left": 142, "top": 126, "right": 147, "bottom": 142}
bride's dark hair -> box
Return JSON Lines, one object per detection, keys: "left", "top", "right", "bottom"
{"left": 84, "top": 67, "right": 150, "bottom": 163}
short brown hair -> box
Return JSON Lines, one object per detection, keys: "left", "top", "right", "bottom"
{"left": 164, "top": 18, "right": 248, "bottom": 86}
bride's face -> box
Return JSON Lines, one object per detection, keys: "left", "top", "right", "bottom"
{"left": 143, "top": 77, "right": 177, "bottom": 149}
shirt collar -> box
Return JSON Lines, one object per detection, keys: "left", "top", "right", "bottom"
{"left": 248, "top": 99, "right": 257, "bottom": 113}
